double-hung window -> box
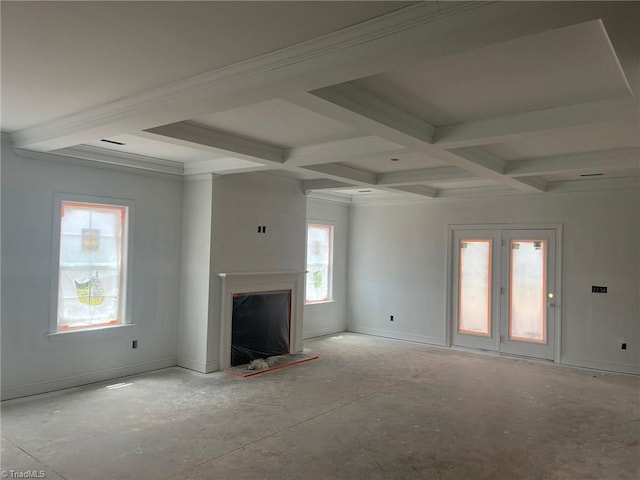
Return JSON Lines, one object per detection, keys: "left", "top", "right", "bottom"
{"left": 52, "top": 194, "right": 132, "bottom": 332}
{"left": 305, "top": 223, "right": 334, "bottom": 304}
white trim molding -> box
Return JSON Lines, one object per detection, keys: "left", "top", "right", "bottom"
{"left": 217, "top": 271, "right": 306, "bottom": 370}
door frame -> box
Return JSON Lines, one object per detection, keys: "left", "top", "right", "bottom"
{"left": 446, "top": 223, "right": 563, "bottom": 362}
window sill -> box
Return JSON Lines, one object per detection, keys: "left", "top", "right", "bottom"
{"left": 47, "top": 323, "right": 135, "bottom": 339}
{"left": 305, "top": 300, "right": 335, "bottom": 306}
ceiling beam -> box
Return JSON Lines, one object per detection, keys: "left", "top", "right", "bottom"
{"left": 142, "top": 125, "right": 392, "bottom": 189}
{"left": 13, "top": 0, "right": 548, "bottom": 151}
{"left": 546, "top": 177, "right": 640, "bottom": 193}
{"left": 376, "top": 166, "right": 475, "bottom": 187}
{"left": 286, "top": 136, "right": 404, "bottom": 167}
{"left": 300, "top": 163, "right": 377, "bottom": 186}
{"left": 449, "top": 147, "right": 547, "bottom": 192}
{"left": 310, "top": 83, "right": 436, "bottom": 144}
{"left": 141, "top": 122, "right": 287, "bottom": 166}
{"left": 435, "top": 186, "right": 517, "bottom": 199}
{"left": 285, "top": 90, "right": 435, "bottom": 151}
{"left": 183, "top": 160, "right": 272, "bottom": 177}
{"left": 506, "top": 148, "right": 640, "bottom": 177}
{"left": 389, "top": 185, "right": 439, "bottom": 198}
{"left": 140, "top": 123, "right": 443, "bottom": 191}
{"left": 289, "top": 88, "right": 549, "bottom": 193}
{"left": 10, "top": 1, "right": 635, "bottom": 154}
{"left": 434, "top": 98, "right": 639, "bottom": 148}
{"left": 302, "top": 179, "right": 354, "bottom": 193}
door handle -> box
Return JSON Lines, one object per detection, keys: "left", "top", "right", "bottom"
{"left": 547, "top": 293, "right": 555, "bottom": 308}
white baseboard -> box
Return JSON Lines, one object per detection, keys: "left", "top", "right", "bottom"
{"left": 177, "top": 357, "right": 207, "bottom": 373}
{"left": 303, "top": 326, "right": 345, "bottom": 339}
{"left": 348, "top": 325, "right": 446, "bottom": 347}
{"left": 206, "top": 360, "right": 220, "bottom": 373}
{"left": 1, "top": 356, "right": 177, "bottom": 401}
{"left": 560, "top": 356, "right": 639, "bottom": 375}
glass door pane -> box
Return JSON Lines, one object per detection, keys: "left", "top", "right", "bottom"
{"left": 451, "top": 230, "right": 499, "bottom": 351}
{"left": 501, "top": 229, "right": 556, "bottom": 360}
{"left": 459, "top": 240, "right": 492, "bottom": 336}
{"left": 509, "top": 239, "right": 546, "bottom": 343}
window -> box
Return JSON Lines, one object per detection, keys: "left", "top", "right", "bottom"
{"left": 305, "top": 223, "right": 333, "bottom": 304}
{"left": 52, "top": 195, "right": 131, "bottom": 332}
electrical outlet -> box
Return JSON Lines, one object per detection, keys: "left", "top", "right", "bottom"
{"left": 390, "top": 315, "right": 394, "bottom": 322}
{"left": 132, "top": 340, "right": 138, "bottom": 349}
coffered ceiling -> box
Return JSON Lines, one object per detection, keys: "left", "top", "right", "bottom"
{"left": 2, "top": 1, "right": 638, "bottom": 202}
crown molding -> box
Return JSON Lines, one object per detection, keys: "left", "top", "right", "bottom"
{"left": 307, "top": 191, "right": 353, "bottom": 205}
{"left": 12, "top": 147, "right": 183, "bottom": 180}
{"left": 506, "top": 148, "right": 640, "bottom": 177}
{"left": 349, "top": 192, "right": 428, "bottom": 207}
{"left": 547, "top": 177, "right": 639, "bottom": 193}
{"left": 46, "top": 145, "right": 184, "bottom": 175}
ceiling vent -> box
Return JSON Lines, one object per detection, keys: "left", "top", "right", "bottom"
{"left": 101, "top": 139, "right": 125, "bottom": 146}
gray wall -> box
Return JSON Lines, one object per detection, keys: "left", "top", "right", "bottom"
{"left": 208, "top": 172, "right": 307, "bottom": 368}
{"left": 1, "top": 139, "right": 183, "bottom": 400}
{"left": 347, "top": 189, "right": 640, "bottom": 374}
{"left": 304, "top": 197, "right": 350, "bottom": 339}
{"left": 177, "top": 174, "right": 214, "bottom": 372}
{"left": 2, "top": 131, "right": 637, "bottom": 401}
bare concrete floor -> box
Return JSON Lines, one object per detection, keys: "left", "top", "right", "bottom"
{"left": 1, "top": 333, "right": 638, "bottom": 479}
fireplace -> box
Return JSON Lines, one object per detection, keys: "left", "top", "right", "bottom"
{"left": 218, "top": 271, "right": 305, "bottom": 369}
{"left": 231, "top": 290, "right": 291, "bottom": 366}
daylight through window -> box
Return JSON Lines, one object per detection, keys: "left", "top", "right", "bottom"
{"left": 306, "top": 224, "right": 333, "bottom": 304}
{"left": 56, "top": 201, "right": 129, "bottom": 330}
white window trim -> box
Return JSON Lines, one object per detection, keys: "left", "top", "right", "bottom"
{"left": 305, "top": 220, "right": 335, "bottom": 305}
{"left": 49, "top": 193, "right": 134, "bottom": 335}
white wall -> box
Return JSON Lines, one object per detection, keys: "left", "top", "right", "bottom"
{"left": 347, "top": 189, "right": 640, "bottom": 374}
{"left": 1, "top": 138, "right": 183, "bottom": 400}
{"left": 177, "top": 174, "right": 214, "bottom": 372}
{"left": 208, "top": 172, "right": 307, "bottom": 369}
{"left": 304, "top": 197, "right": 350, "bottom": 339}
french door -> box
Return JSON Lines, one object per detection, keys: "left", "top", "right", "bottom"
{"left": 451, "top": 227, "right": 557, "bottom": 361}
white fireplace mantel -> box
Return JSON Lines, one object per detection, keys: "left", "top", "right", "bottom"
{"left": 217, "top": 271, "right": 306, "bottom": 369}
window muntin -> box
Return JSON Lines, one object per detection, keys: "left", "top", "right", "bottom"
{"left": 306, "top": 224, "right": 333, "bottom": 304}
{"left": 56, "top": 201, "right": 129, "bottom": 331}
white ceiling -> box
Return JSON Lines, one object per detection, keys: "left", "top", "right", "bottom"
{"left": 1, "top": 1, "right": 409, "bottom": 131}
{"left": 480, "top": 124, "right": 639, "bottom": 161}
{"left": 2, "top": 1, "right": 638, "bottom": 202}
{"left": 193, "top": 99, "right": 359, "bottom": 147}
{"left": 353, "top": 20, "right": 631, "bottom": 126}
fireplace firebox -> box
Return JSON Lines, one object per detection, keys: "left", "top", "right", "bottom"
{"left": 218, "top": 271, "right": 305, "bottom": 370}
{"left": 231, "top": 290, "right": 291, "bottom": 366}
